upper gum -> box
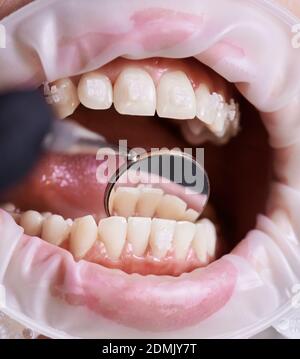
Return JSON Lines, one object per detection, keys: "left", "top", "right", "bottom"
{"left": 51, "top": 57, "right": 232, "bottom": 101}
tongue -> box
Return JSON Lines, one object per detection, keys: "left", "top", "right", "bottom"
{"left": 3, "top": 153, "right": 108, "bottom": 220}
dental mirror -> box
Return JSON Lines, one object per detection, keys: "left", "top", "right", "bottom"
{"left": 104, "top": 149, "right": 210, "bottom": 221}
{"left": 44, "top": 119, "right": 210, "bottom": 221}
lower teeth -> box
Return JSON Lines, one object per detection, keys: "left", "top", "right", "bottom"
{"left": 1, "top": 203, "right": 218, "bottom": 268}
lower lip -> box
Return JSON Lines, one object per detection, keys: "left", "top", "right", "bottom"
{"left": 1, "top": 208, "right": 237, "bottom": 332}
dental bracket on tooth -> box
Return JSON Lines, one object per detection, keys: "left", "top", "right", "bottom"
{"left": 201, "top": 93, "right": 240, "bottom": 142}
{"left": 44, "top": 64, "right": 240, "bottom": 147}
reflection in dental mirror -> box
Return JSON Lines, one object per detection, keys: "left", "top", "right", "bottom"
{"left": 105, "top": 150, "right": 210, "bottom": 222}
{"left": 43, "top": 119, "right": 209, "bottom": 222}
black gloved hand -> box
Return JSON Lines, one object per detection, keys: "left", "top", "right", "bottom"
{"left": 0, "top": 89, "right": 53, "bottom": 191}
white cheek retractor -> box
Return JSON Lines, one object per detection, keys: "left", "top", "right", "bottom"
{"left": 1, "top": 0, "right": 300, "bottom": 340}
{"left": 44, "top": 119, "right": 210, "bottom": 219}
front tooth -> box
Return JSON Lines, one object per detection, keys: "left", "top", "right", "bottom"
{"left": 208, "top": 94, "right": 227, "bottom": 136}
{"left": 209, "top": 117, "right": 226, "bottom": 137}
{"left": 112, "top": 187, "right": 140, "bottom": 217}
{"left": 155, "top": 194, "right": 187, "bottom": 221}
{"left": 41, "top": 214, "right": 70, "bottom": 246}
{"left": 20, "top": 210, "right": 43, "bottom": 236}
{"left": 70, "top": 215, "right": 98, "bottom": 259}
{"left": 182, "top": 208, "right": 200, "bottom": 223}
{"left": 114, "top": 68, "right": 156, "bottom": 116}
{"left": 44, "top": 78, "right": 79, "bottom": 119}
{"left": 127, "top": 217, "right": 151, "bottom": 256}
{"left": 173, "top": 222, "right": 196, "bottom": 261}
{"left": 136, "top": 187, "right": 164, "bottom": 217}
{"left": 195, "top": 84, "right": 213, "bottom": 125}
{"left": 78, "top": 72, "right": 113, "bottom": 110}
{"left": 149, "top": 218, "right": 176, "bottom": 259}
{"left": 157, "top": 71, "right": 196, "bottom": 120}
{"left": 195, "top": 86, "right": 228, "bottom": 136}
{"left": 98, "top": 217, "right": 127, "bottom": 260}
{"left": 192, "top": 219, "right": 217, "bottom": 263}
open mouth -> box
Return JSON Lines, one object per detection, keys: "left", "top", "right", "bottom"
{"left": 2, "top": 0, "right": 292, "bottom": 336}
{"left": 1, "top": 57, "right": 271, "bottom": 283}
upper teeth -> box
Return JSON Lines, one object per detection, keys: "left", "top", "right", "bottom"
{"left": 113, "top": 67, "right": 156, "bottom": 116}
{"left": 44, "top": 78, "right": 80, "bottom": 119}
{"left": 44, "top": 66, "right": 239, "bottom": 141}
{"left": 77, "top": 72, "right": 113, "bottom": 110}
{"left": 195, "top": 84, "right": 213, "bottom": 125}
{"left": 156, "top": 71, "right": 196, "bottom": 120}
